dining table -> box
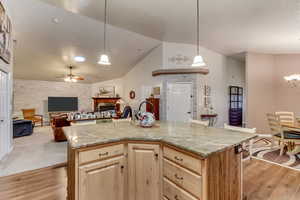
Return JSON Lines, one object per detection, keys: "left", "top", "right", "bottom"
{"left": 281, "top": 123, "right": 300, "bottom": 154}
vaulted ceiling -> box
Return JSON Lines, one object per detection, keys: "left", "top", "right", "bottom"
{"left": 8, "top": 0, "right": 300, "bottom": 83}
{"left": 8, "top": 0, "right": 161, "bottom": 83}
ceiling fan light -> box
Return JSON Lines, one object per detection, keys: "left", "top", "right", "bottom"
{"left": 98, "top": 54, "right": 111, "bottom": 65}
{"left": 74, "top": 56, "right": 86, "bottom": 62}
{"left": 192, "top": 55, "right": 206, "bottom": 67}
{"left": 64, "top": 77, "right": 71, "bottom": 82}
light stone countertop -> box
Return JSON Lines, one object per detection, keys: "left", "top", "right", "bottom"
{"left": 63, "top": 121, "right": 257, "bottom": 158}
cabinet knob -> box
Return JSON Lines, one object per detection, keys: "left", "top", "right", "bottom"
{"left": 174, "top": 156, "right": 183, "bottom": 162}
{"left": 174, "top": 174, "right": 183, "bottom": 180}
{"left": 99, "top": 152, "right": 109, "bottom": 157}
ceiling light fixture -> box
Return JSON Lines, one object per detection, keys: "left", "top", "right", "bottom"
{"left": 284, "top": 74, "right": 300, "bottom": 87}
{"left": 192, "top": 0, "right": 206, "bottom": 67}
{"left": 98, "top": 0, "right": 111, "bottom": 66}
{"left": 74, "top": 56, "right": 86, "bottom": 62}
{"left": 52, "top": 18, "right": 60, "bottom": 24}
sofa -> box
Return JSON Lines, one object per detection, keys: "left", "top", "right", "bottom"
{"left": 13, "top": 120, "right": 33, "bottom": 138}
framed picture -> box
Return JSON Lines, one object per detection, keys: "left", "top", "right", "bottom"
{"left": 0, "top": 2, "right": 5, "bottom": 33}
{"left": 99, "top": 86, "right": 115, "bottom": 97}
{"left": 0, "top": 2, "right": 12, "bottom": 64}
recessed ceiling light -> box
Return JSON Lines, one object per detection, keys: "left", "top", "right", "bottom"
{"left": 52, "top": 18, "right": 60, "bottom": 24}
{"left": 74, "top": 56, "right": 86, "bottom": 62}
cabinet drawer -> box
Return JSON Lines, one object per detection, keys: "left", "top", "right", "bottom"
{"left": 163, "top": 178, "right": 198, "bottom": 200}
{"left": 163, "top": 146, "right": 201, "bottom": 174}
{"left": 163, "top": 159, "right": 202, "bottom": 198}
{"left": 79, "top": 144, "right": 124, "bottom": 164}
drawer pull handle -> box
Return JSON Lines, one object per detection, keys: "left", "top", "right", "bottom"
{"left": 174, "top": 156, "right": 183, "bottom": 161}
{"left": 174, "top": 174, "right": 184, "bottom": 180}
{"left": 99, "top": 152, "right": 109, "bottom": 157}
{"left": 174, "top": 195, "right": 180, "bottom": 200}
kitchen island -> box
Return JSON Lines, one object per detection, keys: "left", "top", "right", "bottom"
{"left": 64, "top": 122, "right": 256, "bottom": 200}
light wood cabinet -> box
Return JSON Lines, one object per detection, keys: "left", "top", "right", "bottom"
{"left": 78, "top": 156, "right": 125, "bottom": 200}
{"left": 163, "top": 158, "right": 202, "bottom": 198}
{"left": 128, "top": 143, "right": 161, "bottom": 200}
{"left": 163, "top": 146, "right": 202, "bottom": 174}
{"left": 68, "top": 142, "right": 242, "bottom": 200}
{"left": 163, "top": 178, "right": 198, "bottom": 200}
{"left": 78, "top": 144, "right": 124, "bottom": 164}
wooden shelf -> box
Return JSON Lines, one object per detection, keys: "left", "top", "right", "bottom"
{"left": 152, "top": 68, "right": 209, "bottom": 77}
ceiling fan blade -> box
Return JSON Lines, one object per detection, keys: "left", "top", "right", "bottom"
{"left": 73, "top": 76, "right": 84, "bottom": 80}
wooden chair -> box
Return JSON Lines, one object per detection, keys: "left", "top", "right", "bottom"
{"left": 22, "top": 109, "right": 43, "bottom": 127}
{"left": 224, "top": 123, "right": 256, "bottom": 157}
{"left": 275, "top": 111, "right": 295, "bottom": 126}
{"left": 267, "top": 113, "right": 300, "bottom": 156}
{"left": 190, "top": 119, "right": 209, "bottom": 128}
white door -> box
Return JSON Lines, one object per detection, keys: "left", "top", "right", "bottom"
{"left": 167, "top": 83, "right": 192, "bottom": 122}
{"left": 0, "top": 70, "right": 10, "bottom": 160}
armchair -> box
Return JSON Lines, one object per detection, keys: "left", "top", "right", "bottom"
{"left": 22, "top": 109, "right": 43, "bottom": 127}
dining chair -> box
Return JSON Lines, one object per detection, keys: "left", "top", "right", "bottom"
{"left": 224, "top": 124, "right": 256, "bottom": 157}
{"left": 22, "top": 108, "right": 43, "bottom": 127}
{"left": 275, "top": 111, "right": 295, "bottom": 126}
{"left": 190, "top": 119, "right": 210, "bottom": 128}
{"left": 266, "top": 113, "right": 300, "bottom": 156}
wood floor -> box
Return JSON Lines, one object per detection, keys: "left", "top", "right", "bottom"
{"left": 0, "top": 159, "right": 299, "bottom": 200}
{"left": 243, "top": 159, "right": 300, "bottom": 200}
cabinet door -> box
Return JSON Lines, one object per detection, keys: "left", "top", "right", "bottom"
{"left": 128, "top": 143, "right": 161, "bottom": 200}
{"left": 79, "top": 156, "right": 125, "bottom": 200}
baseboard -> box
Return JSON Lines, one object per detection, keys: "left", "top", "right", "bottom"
{"left": 0, "top": 162, "right": 67, "bottom": 178}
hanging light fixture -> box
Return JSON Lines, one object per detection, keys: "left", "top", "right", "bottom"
{"left": 192, "top": 0, "right": 206, "bottom": 67}
{"left": 98, "top": 0, "right": 111, "bottom": 65}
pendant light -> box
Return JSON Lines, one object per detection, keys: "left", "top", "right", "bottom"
{"left": 192, "top": 0, "right": 206, "bottom": 67}
{"left": 98, "top": 0, "right": 111, "bottom": 65}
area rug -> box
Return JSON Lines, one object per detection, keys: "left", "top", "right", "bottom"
{"left": 0, "top": 126, "right": 67, "bottom": 177}
{"left": 249, "top": 139, "right": 300, "bottom": 171}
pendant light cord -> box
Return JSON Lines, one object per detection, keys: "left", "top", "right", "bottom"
{"left": 104, "top": 0, "right": 108, "bottom": 53}
{"left": 197, "top": 0, "right": 200, "bottom": 55}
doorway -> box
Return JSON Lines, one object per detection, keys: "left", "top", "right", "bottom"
{"left": 0, "top": 70, "right": 10, "bottom": 160}
{"left": 166, "top": 83, "right": 192, "bottom": 122}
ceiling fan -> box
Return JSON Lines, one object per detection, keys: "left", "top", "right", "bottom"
{"left": 57, "top": 66, "right": 84, "bottom": 82}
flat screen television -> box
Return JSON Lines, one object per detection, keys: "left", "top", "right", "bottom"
{"left": 48, "top": 97, "right": 78, "bottom": 112}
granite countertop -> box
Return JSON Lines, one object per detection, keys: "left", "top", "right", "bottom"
{"left": 63, "top": 121, "right": 257, "bottom": 158}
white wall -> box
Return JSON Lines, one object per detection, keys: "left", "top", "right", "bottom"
{"left": 226, "top": 58, "right": 245, "bottom": 88}
{"left": 13, "top": 79, "right": 92, "bottom": 121}
{"left": 121, "top": 45, "right": 163, "bottom": 109}
{"left": 91, "top": 78, "right": 124, "bottom": 98}
{"left": 0, "top": 0, "right": 14, "bottom": 160}
{"left": 93, "top": 42, "right": 244, "bottom": 127}
{"left": 162, "top": 42, "right": 229, "bottom": 126}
